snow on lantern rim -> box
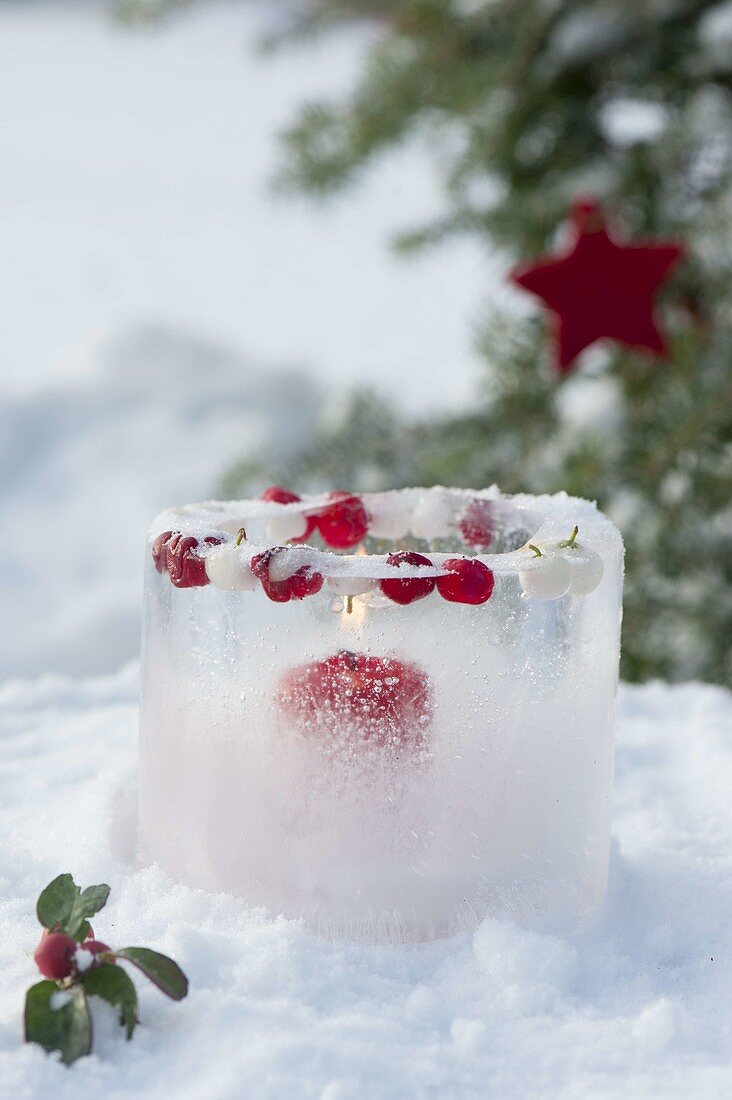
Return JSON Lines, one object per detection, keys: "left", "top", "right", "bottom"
{"left": 148, "top": 487, "right": 621, "bottom": 603}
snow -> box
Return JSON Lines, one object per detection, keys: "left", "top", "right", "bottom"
{"left": 48, "top": 991, "right": 74, "bottom": 1013}
{"left": 1, "top": 670, "right": 731, "bottom": 1098}
{"left": 73, "top": 948, "right": 95, "bottom": 974}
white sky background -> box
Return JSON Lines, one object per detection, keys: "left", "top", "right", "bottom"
{"left": 0, "top": 0, "right": 489, "bottom": 412}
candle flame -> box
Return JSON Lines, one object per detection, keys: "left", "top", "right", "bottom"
{"left": 338, "top": 544, "right": 369, "bottom": 623}
{"left": 342, "top": 593, "right": 367, "bottom": 626}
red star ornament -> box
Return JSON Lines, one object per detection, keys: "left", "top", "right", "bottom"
{"left": 511, "top": 198, "right": 684, "bottom": 374}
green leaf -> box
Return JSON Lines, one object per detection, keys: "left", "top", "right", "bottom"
{"left": 36, "top": 876, "right": 110, "bottom": 940}
{"left": 36, "top": 874, "right": 78, "bottom": 931}
{"left": 66, "top": 884, "right": 111, "bottom": 941}
{"left": 117, "top": 948, "right": 189, "bottom": 1001}
{"left": 24, "top": 981, "right": 92, "bottom": 1066}
{"left": 81, "top": 963, "right": 138, "bottom": 1039}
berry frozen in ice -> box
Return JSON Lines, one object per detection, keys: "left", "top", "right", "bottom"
{"left": 261, "top": 486, "right": 316, "bottom": 543}
{"left": 555, "top": 526, "right": 604, "bottom": 595}
{"left": 166, "top": 533, "right": 222, "bottom": 588}
{"left": 277, "top": 650, "right": 432, "bottom": 751}
{"left": 152, "top": 531, "right": 173, "bottom": 572}
{"left": 380, "top": 551, "right": 436, "bottom": 605}
{"left": 267, "top": 511, "right": 310, "bottom": 543}
{"left": 261, "top": 486, "right": 299, "bottom": 504}
{"left": 251, "top": 547, "right": 324, "bottom": 602}
{"left": 367, "top": 493, "right": 410, "bottom": 540}
{"left": 519, "top": 545, "right": 572, "bottom": 599}
{"left": 458, "top": 499, "right": 494, "bottom": 549}
{"left": 410, "top": 489, "right": 455, "bottom": 540}
{"left": 34, "top": 933, "right": 77, "bottom": 980}
{"left": 205, "top": 544, "right": 258, "bottom": 590}
{"left": 436, "top": 558, "right": 495, "bottom": 604}
{"left": 317, "top": 491, "right": 369, "bottom": 549}
{"left": 567, "top": 548, "right": 604, "bottom": 595}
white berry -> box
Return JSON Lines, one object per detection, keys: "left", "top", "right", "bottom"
{"left": 206, "top": 545, "right": 258, "bottom": 590}
{"left": 327, "top": 575, "right": 378, "bottom": 597}
{"left": 266, "top": 512, "right": 309, "bottom": 543}
{"left": 565, "top": 547, "right": 604, "bottom": 596}
{"left": 519, "top": 549, "right": 572, "bottom": 600}
{"left": 368, "top": 495, "right": 409, "bottom": 540}
{"left": 410, "top": 490, "right": 454, "bottom": 540}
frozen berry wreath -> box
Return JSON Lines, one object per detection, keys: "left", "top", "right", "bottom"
{"left": 150, "top": 487, "right": 604, "bottom": 606}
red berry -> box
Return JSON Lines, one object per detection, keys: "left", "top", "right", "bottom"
{"left": 166, "top": 533, "right": 222, "bottom": 588}
{"left": 261, "top": 486, "right": 299, "bottom": 505}
{"left": 278, "top": 650, "right": 431, "bottom": 751}
{"left": 380, "top": 551, "right": 435, "bottom": 605}
{"left": 84, "top": 939, "right": 110, "bottom": 954}
{"left": 436, "top": 558, "right": 495, "bottom": 604}
{"left": 82, "top": 940, "right": 112, "bottom": 959}
{"left": 317, "top": 491, "right": 369, "bottom": 549}
{"left": 152, "top": 531, "right": 173, "bottom": 572}
{"left": 260, "top": 486, "right": 317, "bottom": 543}
{"left": 458, "top": 499, "right": 494, "bottom": 549}
{"left": 251, "top": 547, "right": 324, "bottom": 602}
{"left": 34, "top": 933, "right": 77, "bottom": 980}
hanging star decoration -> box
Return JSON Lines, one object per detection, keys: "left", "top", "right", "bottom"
{"left": 510, "top": 198, "right": 684, "bottom": 374}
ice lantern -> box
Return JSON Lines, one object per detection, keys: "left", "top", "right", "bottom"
{"left": 139, "top": 488, "right": 623, "bottom": 942}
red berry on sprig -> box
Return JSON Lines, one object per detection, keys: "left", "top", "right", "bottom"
{"left": 25, "top": 873, "right": 188, "bottom": 1067}
{"left": 458, "top": 499, "right": 494, "bottom": 549}
{"left": 436, "top": 558, "right": 495, "bottom": 605}
{"left": 33, "top": 933, "right": 77, "bottom": 981}
{"left": 166, "top": 533, "right": 222, "bottom": 588}
{"left": 81, "top": 939, "right": 113, "bottom": 960}
{"left": 251, "top": 547, "right": 324, "bottom": 602}
{"left": 317, "top": 491, "right": 369, "bottom": 549}
{"left": 380, "top": 551, "right": 436, "bottom": 605}
{"left": 260, "top": 486, "right": 316, "bottom": 542}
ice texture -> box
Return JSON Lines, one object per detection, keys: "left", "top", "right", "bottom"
{"left": 139, "top": 489, "right": 623, "bottom": 941}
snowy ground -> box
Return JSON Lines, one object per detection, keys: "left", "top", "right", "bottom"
{"left": 1, "top": 672, "right": 731, "bottom": 1099}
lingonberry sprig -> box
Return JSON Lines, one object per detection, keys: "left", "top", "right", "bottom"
{"left": 25, "top": 874, "right": 188, "bottom": 1066}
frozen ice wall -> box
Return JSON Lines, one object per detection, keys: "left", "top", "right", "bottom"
{"left": 139, "top": 490, "right": 623, "bottom": 941}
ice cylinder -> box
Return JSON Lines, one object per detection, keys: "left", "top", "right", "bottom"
{"left": 138, "top": 488, "right": 623, "bottom": 941}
